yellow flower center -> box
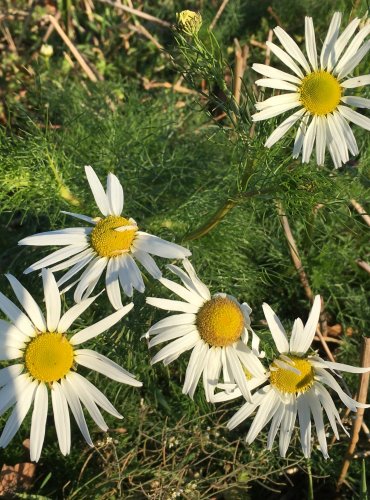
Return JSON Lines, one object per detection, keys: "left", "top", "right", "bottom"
{"left": 25, "top": 332, "right": 74, "bottom": 383}
{"left": 299, "top": 71, "right": 341, "bottom": 115}
{"left": 270, "top": 356, "right": 314, "bottom": 394}
{"left": 196, "top": 296, "right": 244, "bottom": 347}
{"left": 90, "top": 215, "right": 137, "bottom": 257}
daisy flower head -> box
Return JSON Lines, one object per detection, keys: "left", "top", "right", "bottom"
{"left": 145, "top": 259, "right": 266, "bottom": 402}
{"left": 226, "top": 295, "right": 370, "bottom": 458}
{"left": 19, "top": 166, "right": 191, "bottom": 309}
{"left": 252, "top": 12, "right": 370, "bottom": 168}
{"left": 0, "top": 269, "right": 142, "bottom": 462}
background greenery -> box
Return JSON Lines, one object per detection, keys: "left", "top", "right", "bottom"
{"left": 0, "top": 0, "right": 369, "bottom": 498}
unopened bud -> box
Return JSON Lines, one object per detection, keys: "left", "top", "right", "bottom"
{"left": 176, "top": 10, "right": 202, "bottom": 35}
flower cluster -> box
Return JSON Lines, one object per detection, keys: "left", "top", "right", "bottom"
{"left": 0, "top": 11, "right": 369, "bottom": 463}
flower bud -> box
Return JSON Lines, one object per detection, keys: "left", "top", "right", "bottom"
{"left": 176, "top": 10, "right": 202, "bottom": 35}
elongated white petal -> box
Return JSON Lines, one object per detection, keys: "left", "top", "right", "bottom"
{"left": 305, "top": 17, "right": 318, "bottom": 70}
{"left": 56, "top": 252, "right": 94, "bottom": 288}
{"left": 0, "top": 292, "right": 35, "bottom": 336}
{"left": 341, "top": 96, "right": 370, "bottom": 109}
{"left": 19, "top": 231, "right": 89, "bottom": 247}
{"left": 181, "top": 259, "right": 211, "bottom": 301}
{"left": 341, "top": 74, "right": 370, "bottom": 88}
{"left": 315, "top": 115, "right": 327, "bottom": 165}
{"left": 149, "top": 324, "right": 196, "bottom": 348}
{"left": 66, "top": 373, "right": 107, "bottom": 431}
{"left": 132, "top": 250, "right": 162, "bottom": 280}
{"left": 255, "top": 78, "right": 298, "bottom": 91}
{"left": 338, "top": 105, "right": 370, "bottom": 131}
{"left": 262, "top": 303, "right": 289, "bottom": 353}
{"left": 73, "top": 257, "right": 107, "bottom": 303}
{"left": 292, "top": 113, "right": 309, "bottom": 158}
{"left": 234, "top": 341, "right": 266, "bottom": 378}
{"left": 159, "top": 278, "right": 204, "bottom": 307}
{"left": 297, "top": 394, "right": 312, "bottom": 457}
{"left": 279, "top": 395, "right": 297, "bottom": 457}
{"left": 24, "top": 245, "right": 89, "bottom": 275}
{"left": 246, "top": 389, "right": 280, "bottom": 443}
{"left": 273, "top": 26, "right": 310, "bottom": 73}
{"left": 0, "top": 321, "right": 28, "bottom": 343}
{"left": 61, "top": 211, "right": 96, "bottom": 224}
{"left": 302, "top": 115, "right": 317, "bottom": 163}
{"left": 335, "top": 23, "right": 370, "bottom": 73}
{"left": 336, "top": 40, "right": 370, "bottom": 80}
{"left": 327, "top": 113, "right": 349, "bottom": 165}
{"left": 265, "top": 108, "right": 306, "bottom": 148}
{"left": 70, "top": 303, "right": 133, "bottom": 345}
{"left": 49, "top": 248, "right": 94, "bottom": 275}
{"left": 311, "top": 357, "right": 370, "bottom": 374}
{"left": 5, "top": 274, "right": 46, "bottom": 332}
{"left": 204, "top": 347, "right": 222, "bottom": 402}
{"left": 326, "top": 120, "right": 343, "bottom": 169}
{"left": 314, "top": 382, "right": 349, "bottom": 438}
{"left": 51, "top": 381, "right": 71, "bottom": 455}
{"left": 146, "top": 297, "right": 200, "bottom": 314}
{"left": 58, "top": 294, "right": 98, "bottom": 333}
{"left": 0, "top": 374, "right": 29, "bottom": 417}
{"left": 150, "top": 331, "right": 199, "bottom": 365}
{"left": 252, "top": 101, "right": 301, "bottom": 121}
{"left": 75, "top": 349, "right": 142, "bottom": 386}
{"left": 299, "top": 295, "right": 321, "bottom": 354}
{"left": 252, "top": 63, "right": 301, "bottom": 84}
{"left": 327, "top": 18, "right": 361, "bottom": 71}
{"left": 306, "top": 390, "right": 328, "bottom": 458}
{"left": 255, "top": 92, "right": 300, "bottom": 111}
{"left": 134, "top": 232, "right": 191, "bottom": 259}
{"left": 105, "top": 257, "right": 123, "bottom": 310}
{"left": 289, "top": 318, "right": 304, "bottom": 353}
{"left": 61, "top": 378, "right": 93, "bottom": 447}
{"left": 226, "top": 346, "right": 253, "bottom": 402}
{"left": 123, "top": 254, "right": 145, "bottom": 293}
{"left": 321, "top": 12, "right": 342, "bottom": 70}
{"left": 42, "top": 269, "right": 61, "bottom": 332}
{"left": 182, "top": 340, "right": 208, "bottom": 398}
{"left": 30, "top": 383, "right": 48, "bottom": 462}
{"left": 267, "top": 400, "right": 285, "bottom": 450}
{"left": 117, "top": 255, "right": 133, "bottom": 296}
{"left": 147, "top": 313, "right": 196, "bottom": 335}
{"left": 85, "top": 165, "right": 110, "bottom": 216}
{"left": 0, "top": 364, "right": 23, "bottom": 388}
{"left": 266, "top": 41, "right": 304, "bottom": 77}
{"left": 106, "top": 172, "right": 124, "bottom": 216}
{"left": 333, "top": 111, "right": 358, "bottom": 156}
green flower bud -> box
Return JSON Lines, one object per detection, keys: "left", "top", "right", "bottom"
{"left": 176, "top": 10, "right": 202, "bottom": 35}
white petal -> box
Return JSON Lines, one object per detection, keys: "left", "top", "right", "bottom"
{"left": 341, "top": 74, "right": 370, "bottom": 88}
{"left": 227, "top": 386, "right": 270, "bottom": 430}
{"left": 181, "top": 259, "right": 211, "bottom": 301}
{"left": 204, "top": 347, "right": 222, "bottom": 402}
{"left": 333, "top": 111, "right": 359, "bottom": 156}
{"left": 226, "top": 346, "right": 252, "bottom": 402}
{"left": 42, "top": 269, "right": 61, "bottom": 332}
{"left": 50, "top": 248, "right": 94, "bottom": 275}
{"left": 289, "top": 318, "right": 304, "bottom": 353}
{"left": 341, "top": 96, "right": 370, "bottom": 109}
{"left": 246, "top": 389, "right": 280, "bottom": 443}
{"left": 60, "top": 378, "right": 93, "bottom": 447}
{"left": 292, "top": 113, "right": 309, "bottom": 158}
{"left": 306, "top": 390, "right": 329, "bottom": 458}
{"left": 255, "top": 78, "right": 298, "bottom": 91}
{"left": 265, "top": 108, "right": 306, "bottom": 148}
{"left": 73, "top": 256, "right": 107, "bottom": 302}
{"left": 149, "top": 324, "right": 196, "bottom": 348}
{"left": 0, "top": 364, "right": 23, "bottom": 388}
{"left": 51, "top": 381, "right": 71, "bottom": 455}
{"left": 75, "top": 349, "right": 142, "bottom": 386}
{"left": 335, "top": 23, "right": 370, "bottom": 74}
{"left": 273, "top": 26, "right": 311, "bottom": 72}
{"left": 146, "top": 297, "right": 200, "bottom": 314}
{"left": 326, "top": 121, "right": 343, "bottom": 169}
{"left": 0, "top": 321, "right": 28, "bottom": 343}
{"left": 159, "top": 277, "right": 204, "bottom": 307}
{"left": 5, "top": 274, "right": 46, "bottom": 332}
{"left": 302, "top": 115, "right": 317, "bottom": 163}
{"left": 133, "top": 232, "right": 191, "bottom": 259}
{"left": 327, "top": 18, "right": 361, "bottom": 71}
{"left": 311, "top": 357, "right": 370, "bottom": 374}
{"left": 150, "top": 331, "right": 199, "bottom": 365}
{"left": 299, "top": 295, "right": 321, "bottom": 354}
{"left": 305, "top": 17, "right": 318, "bottom": 70}
{"left": 182, "top": 340, "right": 208, "bottom": 398}
{"left": 327, "top": 113, "right": 349, "bottom": 165}
{"left": 66, "top": 373, "right": 107, "bottom": 431}
{"left": 279, "top": 395, "right": 297, "bottom": 457}
{"left": 314, "top": 382, "right": 349, "bottom": 438}
{"left": 315, "top": 115, "right": 327, "bottom": 165}
{"left": 338, "top": 105, "right": 370, "bottom": 131}
{"left": 123, "top": 254, "right": 145, "bottom": 293}
{"left": 252, "top": 63, "right": 301, "bottom": 84}
{"left": 321, "top": 12, "right": 342, "bottom": 70}
{"left": 117, "top": 255, "right": 133, "bottom": 297}
{"left": 267, "top": 400, "right": 285, "bottom": 450}
{"left": 255, "top": 92, "right": 300, "bottom": 111}
{"left": 252, "top": 102, "right": 301, "bottom": 121}
{"left": 266, "top": 41, "right": 304, "bottom": 77}
{"left": 0, "top": 292, "right": 35, "bottom": 336}
{"left": 262, "top": 303, "right": 289, "bottom": 353}
{"left": 132, "top": 250, "right": 162, "bottom": 280}
{"left": 19, "top": 231, "right": 89, "bottom": 247}
{"left": 297, "top": 394, "right": 312, "bottom": 458}
{"left": 147, "top": 313, "right": 196, "bottom": 334}
{"left": 61, "top": 211, "right": 96, "bottom": 224}
{"left": 30, "top": 383, "right": 48, "bottom": 462}
{"left": 234, "top": 341, "right": 266, "bottom": 378}
{"left": 70, "top": 303, "right": 133, "bottom": 345}
{"left": 105, "top": 257, "right": 123, "bottom": 310}
{"left": 84, "top": 165, "right": 110, "bottom": 216}
{"left": 336, "top": 40, "right": 370, "bottom": 80}
{"left": 23, "top": 245, "right": 88, "bottom": 274}
{"left": 106, "top": 172, "right": 124, "bottom": 216}
{"left": 57, "top": 294, "right": 99, "bottom": 333}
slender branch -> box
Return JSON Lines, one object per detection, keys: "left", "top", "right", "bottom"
{"left": 184, "top": 199, "right": 236, "bottom": 241}
{"left": 337, "top": 338, "right": 370, "bottom": 490}
{"left": 95, "top": 0, "right": 171, "bottom": 27}
{"left": 210, "top": 0, "right": 230, "bottom": 31}
{"left": 356, "top": 259, "right": 370, "bottom": 274}
{"left": 351, "top": 199, "right": 370, "bottom": 227}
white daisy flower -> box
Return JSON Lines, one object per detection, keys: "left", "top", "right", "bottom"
{"left": 226, "top": 295, "right": 370, "bottom": 458}
{"left": 145, "top": 259, "right": 266, "bottom": 402}
{"left": 18, "top": 166, "right": 191, "bottom": 309}
{"left": 0, "top": 269, "right": 141, "bottom": 462}
{"left": 252, "top": 12, "right": 370, "bottom": 168}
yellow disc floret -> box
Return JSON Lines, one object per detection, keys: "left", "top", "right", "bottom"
{"left": 25, "top": 332, "right": 74, "bottom": 383}
{"left": 90, "top": 215, "right": 137, "bottom": 257}
{"left": 299, "top": 71, "right": 341, "bottom": 115}
{"left": 196, "top": 296, "right": 244, "bottom": 347}
{"left": 270, "top": 356, "right": 314, "bottom": 394}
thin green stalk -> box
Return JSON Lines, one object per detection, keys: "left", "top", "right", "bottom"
{"left": 307, "top": 459, "right": 314, "bottom": 500}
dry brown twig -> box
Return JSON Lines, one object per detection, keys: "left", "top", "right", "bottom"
{"left": 356, "top": 259, "right": 370, "bottom": 274}
{"left": 264, "top": 29, "right": 273, "bottom": 66}
{"left": 233, "top": 39, "right": 249, "bottom": 107}
{"left": 337, "top": 338, "right": 370, "bottom": 489}
{"left": 210, "top": 0, "right": 230, "bottom": 30}
{"left": 350, "top": 199, "right": 370, "bottom": 227}
{"left": 96, "top": 0, "right": 171, "bottom": 27}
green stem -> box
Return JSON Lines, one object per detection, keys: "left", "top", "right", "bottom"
{"left": 47, "top": 153, "right": 80, "bottom": 206}
{"left": 307, "top": 459, "right": 314, "bottom": 500}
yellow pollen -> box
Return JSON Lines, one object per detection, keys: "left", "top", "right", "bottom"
{"left": 25, "top": 332, "right": 74, "bottom": 383}
{"left": 90, "top": 215, "right": 137, "bottom": 257}
{"left": 196, "top": 296, "right": 244, "bottom": 347}
{"left": 299, "top": 71, "right": 341, "bottom": 115}
{"left": 270, "top": 356, "right": 314, "bottom": 394}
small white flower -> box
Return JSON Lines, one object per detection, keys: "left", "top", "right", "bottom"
{"left": 252, "top": 12, "right": 370, "bottom": 168}
{"left": 19, "top": 166, "right": 191, "bottom": 309}
{"left": 146, "top": 259, "right": 266, "bottom": 402}
{"left": 225, "top": 295, "right": 370, "bottom": 458}
{"left": 0, "top": 269, "right": 141, "bottom": 461}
